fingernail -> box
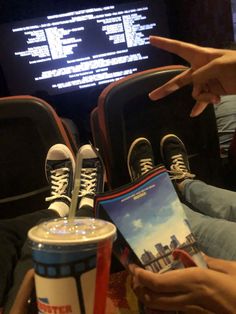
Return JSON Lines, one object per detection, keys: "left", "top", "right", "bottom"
{"left": 190, "top": 101, "right": 208, "bottom": 117}
{"left": 149, "top": 84, "right": 180, "bottom": 100}
{"left": 190, "top": 109, "right": 197, "bottom": 118}
{"left": 148, "top": 91, "right": 160, "bottom": 100}
{"left": 190, "top": 103, "right": 200, "bottom": 117}
{"left": 190, "top": 107, "right": 201, "bottom": 118}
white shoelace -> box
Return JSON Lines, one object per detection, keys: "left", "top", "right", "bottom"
{"left": 78, "top": 168, "right": 97, "bottom": 197}
{"left": 140, "top": 158, "right": 154, "bottom": 175}
{"left": 46, "top": 167, "right": 71, "bottom": 202}
{"left": 168, "top": 154, "right": 195, "bottom": 180}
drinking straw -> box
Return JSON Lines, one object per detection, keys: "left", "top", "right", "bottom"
{"left": 68, "top": 150, "right": 82, "bottom": 220}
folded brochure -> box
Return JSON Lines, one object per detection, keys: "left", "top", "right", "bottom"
{"left": 95, "top": 165, "right": 207, "bottom": 272}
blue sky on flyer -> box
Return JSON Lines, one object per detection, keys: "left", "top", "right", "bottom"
{"left": 102, "top": 172, "right": 191, "bottom": 258}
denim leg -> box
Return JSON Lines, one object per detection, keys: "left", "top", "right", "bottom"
{"left": 183, "top": 204, "right": 236, "bottom": 260}
{"left": 214, "top": 95, "right": 236, "bottom": 158}
{"left": 182, "top": 179, "right": 236, "bottom": 222}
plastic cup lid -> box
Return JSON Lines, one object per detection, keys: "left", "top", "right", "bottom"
{"left": 28, "top": 217, "right": 116, "bottom": 245}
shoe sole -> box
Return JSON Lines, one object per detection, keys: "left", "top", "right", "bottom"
{"left": 160, "top": 133, "right": 190, "bottom": 169}
{"left": 127, "top": 137, "right": 152, "bottom": 180}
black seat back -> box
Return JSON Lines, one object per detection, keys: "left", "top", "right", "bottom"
{"left": 91, "top": 66, "right": 221, "bottom": 189}
{"left": 0, "top": 95, "right": 77, "bottom": 218}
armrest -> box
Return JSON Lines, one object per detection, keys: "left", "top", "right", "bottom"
{"left": 9, "top": 269, "right": 35, "bottom": 314}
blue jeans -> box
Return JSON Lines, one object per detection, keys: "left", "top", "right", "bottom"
{"left": 214, "top": 95, "right": 236, "bottom": 158}
{"left": 182, "top": 179, "right": 236, "bottom": 260}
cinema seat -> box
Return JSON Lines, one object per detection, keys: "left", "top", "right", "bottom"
{"left": 0, "top": 95, "right": 77, "bottom": 219}
{"left": 91, "top": 66, "right": 222, "bottom": 190}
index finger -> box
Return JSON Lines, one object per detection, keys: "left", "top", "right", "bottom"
{"left": 149, "top": 36, "right": 202, "bottom": 64}
{"left": 133, "top": 267, "right": 202, "bottom": 293}
{"left": 149, "top": 68, "right": 192, "bottom": 100}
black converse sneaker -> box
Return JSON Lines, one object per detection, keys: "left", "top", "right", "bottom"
{"left": 160, "top": 134, "right": 195, "bottom": 182}
{"left": 127, "top": 137, "right": 154, "bottom": 181}
{"left": 77, "top": 144, "right": 104, "bottom": 214}
{"left": 45, "top": 144, "right": 75, "bottom": 212}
